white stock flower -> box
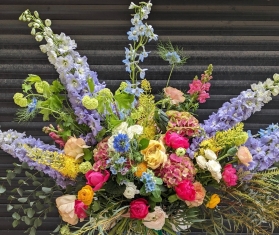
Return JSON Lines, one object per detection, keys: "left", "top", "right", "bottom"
{"left": 39, "top": 45, "right": 48, "bottom": 53}
{"left": 207, "top": 160, "right": 222, "bottom": 183}
{"left": 127, "top": 125, "right": 143, "bottom": 139}
{"left": 204, "top": 149, "right": 217, "bottom": 160}
{"left": 123, "top": 182, "right": 139, "bottom": 199}
{"left": 196, "top": 155, "right": 207, "bottom": 169}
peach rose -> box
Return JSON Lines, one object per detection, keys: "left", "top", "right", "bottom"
{"left": 143, "top": 206, "right": 167, "bottom": 230}
{"left": 56, "top": 195, "right": 78, "bottom": 225}
{"left": 185, "top": 181, "right": 206, "bottom": 207}
{"left": 237, "top": 146, "right": 253, "bottom": 167}
{"left": 141, "top": 140, "right": 167, "bottom": 169}
{"left": 64, "top": 137, "right": 90, "bottom": 160}
{"left": 164, "top": 87, "right": 185, "bottom": 105}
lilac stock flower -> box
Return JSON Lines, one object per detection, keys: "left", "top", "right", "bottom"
{"left": 0, "top": 130, "right": 75, "bottom": 188}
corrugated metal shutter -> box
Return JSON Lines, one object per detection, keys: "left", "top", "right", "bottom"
{"left": 1, "top": 0, "right": 279, "bottom": 234}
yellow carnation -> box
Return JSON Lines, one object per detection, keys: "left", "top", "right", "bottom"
{"left": 141, "top": 140, "right": 167, "bottom": 169}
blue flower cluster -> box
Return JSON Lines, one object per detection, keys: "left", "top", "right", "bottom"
{"left": 245, "top": 124, "right": 279, "bottom": 171}
{"left": 113, "top": 133, "right": 130, "bottom": 153}
{"left": 140, "top": 172, "right": 155, "bottom": 193}
{"left": 165, "top": 51, "right": 181, "bottom": 65}
{"left": 27, "top": 98, "right": 37, "bottom": 113}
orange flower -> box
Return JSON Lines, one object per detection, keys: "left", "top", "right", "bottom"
{"left": 77, "top": 185, "right": 94, "bottom": 206}
{"left": 237, "top": 146, "right": 253, "bottom": 167}
{"left": 206, "top": 194, "right": 220, "bottom": 209}
{"left": 186, "top": 181, "right": 206, "bottom": 208}
{"left": 135, "top": 162, "right": 147, "bottom": 177}
{"left": 164, "top": 87, "right": 185, "bottom": 105}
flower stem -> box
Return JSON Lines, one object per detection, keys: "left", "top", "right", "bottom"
{"left": 166, "top": 64, "right": 175, "bottom": 87}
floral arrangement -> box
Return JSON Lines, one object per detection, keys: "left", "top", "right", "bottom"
{"left": 1, "top": 1, "right": 279, "bottom": 235}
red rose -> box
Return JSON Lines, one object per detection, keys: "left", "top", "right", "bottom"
{"left": 175, "top": 180, "right": 196, "bottom": 201}
{"left": 74, "top": 200, "right": 88, "bottom": 219}
{"left": 85, "top": 170, "right": 110, "bottom": 191}
{"left": 164, "top": 131, "right": 190, "bottom": 149}
{"left": 222, "top": 164, "right": 238, "bottom": 187}
{"left": 130, "top": 198, "right": 149, "bottom": 219}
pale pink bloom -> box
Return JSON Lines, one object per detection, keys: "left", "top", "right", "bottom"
{"left": 186, "top": 181, "right": 206, "bottom": 207}
{"left": 164, "top": 87, "right": 185, "bottom": 105}
{"left": 64, "top": 136, "right": 90, "bottom": 160}
{"left": 143, "top": 206, "right": 167, "bottom": 230}
{"left": 56, "top": 195, "right": 78, "bottom": 225}
{"left": 237, "top": 146, "right": 253, "bottom": 166}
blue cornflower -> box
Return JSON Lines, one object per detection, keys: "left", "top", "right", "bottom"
{"left": 27, "top": 98, "right": 37, "bottom": 113}
{"left": 113, "top": 133, "right": 130, "bottom": 153}
{"left": 165, "top": 51, "right": 181, "bottom": 65}
{"left": 110, "top": 166, "right": 117, "bottom": 175}
{"left": 115, "top": 156, "right": 127, "bottom": 164}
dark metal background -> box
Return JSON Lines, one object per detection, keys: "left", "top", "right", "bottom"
{"left": 1, "top": 0, "right": 279, "bottom": 234}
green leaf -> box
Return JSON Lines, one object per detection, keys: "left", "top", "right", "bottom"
{"left": 154, "top": 177, "right": 163, "bottom": 185}
{"left": 39, "top": 108, "right": 51, "bottom": 121}
{"left": 14, "top": 166, "right": 22, "bottom": 174}
{"left": 92, "top": 200, "right": 100, "bottom": 212}
{"left": 139, "top": 138, "right": 149, "bottom": 150}
{"left": 108, "top": 115, "right": 122, "bottom": 129}
{"left": 50, "top": 80, "right": 64, "bottom": 93}
{"left": 12, "top": 212, "right": 21, "bottom": 220}
{"left": 32, "top": 181, "right": 41, "bottom": 186}
{"left": 114, "top": 93, "right": 134, "bottom": 110}
{"left": 139, "top": 185, "right": 150, "bottom": 196}
{"left": 22, "top": 216, "right": 31, "bottom": 225}
{"left": 42, "top": 187, "right": 52, "bottom": 194}
{"left": 87, "top": 77, "right": 95, "bottom": 93}
{"left": 149, "top": 194, "right": 162, "bottom": 202}
{"left": 22, "top": 83, "right": 32, "bottom": 93}
{"left": 96, "top": 128, "right": 107, "bottom": 142}
{"left": 53, "top": 225, "right": 61, "bottom": 233}
{"left": 12, "top": 220, "right": 19, "bottom": 228}
{"left": 27, "top": 208, "right": 35, "bottom": 218}
{"left": 168, "top": 194, "right": 178, "bottom": 203}
{"left": 60, "top": 129, "right": 72, "bottom": 141}
{"left": 34, "top": 218, "right": 42, "bottom": 228}
{"left": 0, "top": 185, "right": 6, "bottom": 194}
{"left": 25, "top": 74, "right": 41, "bottom": 83}
{"left": 48, "top": 95, "right": 62, "bottom": 110}
{"left": 7, "top": 204, "right": 13, "bottom": 211}
{"left": 29, "top": 227, "right": 36, "bottom": 235}
{"left": 17, "top": 188, "right": 23, "bottom": 196}
{"left": 151, "top": 189, "right": 161, "bottom": 199}
{"left": 25, "top": 171, "right": 32, "bottom": 177}
{"left": 18, "top": 197, "right": 28, "bottom": 203}
{"left": 103, "top": 180, "right": 126, "bottom": 195}
{"left": 83, "top": 148, "right": 93, "bottom": 161}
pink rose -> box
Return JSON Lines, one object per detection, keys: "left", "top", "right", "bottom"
{"left": 237, "top": 146, "right": 253, "bottom": 167}
{"left": 85, "top": 170, "right": 110, "bottom": 191}
{"left": 175, "top": 180, "right": 196, "bottom": 201}
{"left": 185, "top": 181, "right": 206, "bottom": 207}
{"left": 74, "top": 200, "right": 88, "bottom": 221}
{"left": 222, "top": 164, "right": 238, "bottom": 187}
{"left": 164, "top": 87, "right": 185, "bottom": 105}
{"left": 143, "top": 206, "right": 167, "bottom": 230}
{"left": 130, "top": 198, "right": 149, "bottom": 219}
{"left": 164, "top": 131, "right": 190, "bottom": 149}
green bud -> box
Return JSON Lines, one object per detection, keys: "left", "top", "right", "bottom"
{"left": 79, "top": 161, "right": 93, "bottom": 174}
{"left": 35, "top": 19, "right": 41, "bottom": 24}
{"left": 28, "top": 22, "right": 33, "bottom": 27}
{"left": 227, "top": 147, "right": 238, "bottom": 156}
{"left": 19, "top": 15, "right": 23, "bottom": 21}
{"left": 35, "top": 35, "right": 43, "bottom": 42}
{"left": 273, "top": 73, "right": 279, "bottom": 82}
{"left": 34, "top": 11, "right": 39, "bottom": 18}
{"left": 26, "top": 17, "right": 31, "bottom": 22}
{"left": 31, "top": 28, "right": 36, "bottom": 35}
{"left": 175, "top": 147, "right": 186, "bottom": 156}
{"left": 45, "top": 19, "right": 51, "bottom": 27}
{"left": 22, "top": 15, "right": 26, "bottom": 21}
{"left": 33, "top": 23, "right": 40, "bottom": 28}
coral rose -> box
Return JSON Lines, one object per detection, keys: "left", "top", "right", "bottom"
{"left": 164, "top": 131, "right": 190, "bottom": 149}
{"left": 77, "top": 185, "right": 94, "bottom": 206}
{"left": 74, "top": 200, "right": 88, "bottom": 221}
{"left": 64, "top": 137, "right": 90, "bottom": 160}
{"left": 185, "top": 181, "right": 206, "bottom": 207}
{"left": 85, "top": 170, "right": 110, "bottom": 191}
{"left": 56, "top": 195, "right": 78, "bottom": 225}
{"left": 130, "top": 198, "right": 149, "bottom": 219}
{"left": 175, "top": 180, "right": 196, "bottom": 201}
{"left": 164, "top": 87, "right": 185, "bottom": 105}
{"left": 237, "top": 146, "right": 253, "bottom": 166}
{"left": 141, "top": 140, "right": 167, "bottom": 169}
{"left": 143, "top": 206, "right": 167, "bottom": 230}
{"left": 222, "top": 164, "right": 238, "bottom": 187}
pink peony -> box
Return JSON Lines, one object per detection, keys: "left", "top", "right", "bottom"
{"left": 74, "top": 200, "right": 88, "bottom": 221}
{"left": 85, "top": 170, "right": 110, "bottom": 191}
{"left": 175, "top": 180, "right": 196, "bottom": 201}
{"left": 164, "top": 87, "right": 185, "bottom": 105}
{"left": 164, "top": 131, "right": 190, "bottom": 149}
{"left": 130, "top": 198, "right": 149, "bottom": 219}
{"left": 185, "top": 181, "right": 206, "bottom": 207}
{"left": 222, "top": 164, "right": 238, "bottom": 187}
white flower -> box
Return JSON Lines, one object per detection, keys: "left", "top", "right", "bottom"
{"left": 273, "top": 73, "right": 279, "bottom": 82}
{"left": 39, "top": 45, "right": 48, "bottom": 53}
{"left": 123, "top": 182, "right": 139, "bottom": 199}
{"left": 207, "top": 160, "right": 222, "bottom": 182}
{"left": 127, "top": 125, "right": 143, "bottom": 138}
{"left": 204, "top": 149, "right": 217, "bottom": 160}
{"left": 128, "top": 2, "right": 137, "bottom": 9}
{"left": 196, "top": 155, "right": 207, "bottom": 169}
{"left": 211, "top": 171, "right": 222, "bottom": 183}
{"left": 113, "top": 122, "right": 129, "bottom": 135}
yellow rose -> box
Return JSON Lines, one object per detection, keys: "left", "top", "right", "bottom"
{"left": 141, "top": 140, "right": 167, "bottom": 169}
{"left": 77, "top": 185, "right": 94, "bottom": 206}
{"left": 206, "top": 194, "right": 220, "bottom": 209}
{"left": 56, "top": 195, "right": 78, "bottom": 225}
{"left": 64, "top": 137, "right": 90, "bottom": 160}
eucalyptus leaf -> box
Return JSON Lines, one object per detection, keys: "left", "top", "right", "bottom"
{"left": 42, "top": 187, "right": 52, "bottom": 194}
{"left": 12, "top": 212, "right": 21, "bottom": 220}
{"left": 27, "top": 208, "right": 35, "bottom": 218}
{"left": 53, "top": 225, "right": 61, "bottom": 233}
{"left": 12, "top": 220, "right": 19, "bottom": 228}
{"left": 18, "top": 197, "right": 28, "bottom": 203}
{"left": 7, "top": 204, "right": 13, "bottom": 211}
{"left": 30, "top": 227, "right": 36, "bottom": 235}
{"left": 17, "top": 187, "right": 23, "bottom": 196}
{"left": 0, "top": 185, "right": 6, "bottom": 194}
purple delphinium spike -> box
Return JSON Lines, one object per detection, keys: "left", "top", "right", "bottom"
{"left": 0, "top": 130, "right": 75, "bottom": 188}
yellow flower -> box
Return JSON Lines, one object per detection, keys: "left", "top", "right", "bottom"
{"left": 206, "top": 194, "right": 220, "bottom": 209}
{"left": 141, "top": 140, "right": 167, "bottom": 169}
{"left": 135, "top": 162, "right": 147, "bottom": 177}
{"left": 77, "top": 185, "right": 94, "bottom": 206}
